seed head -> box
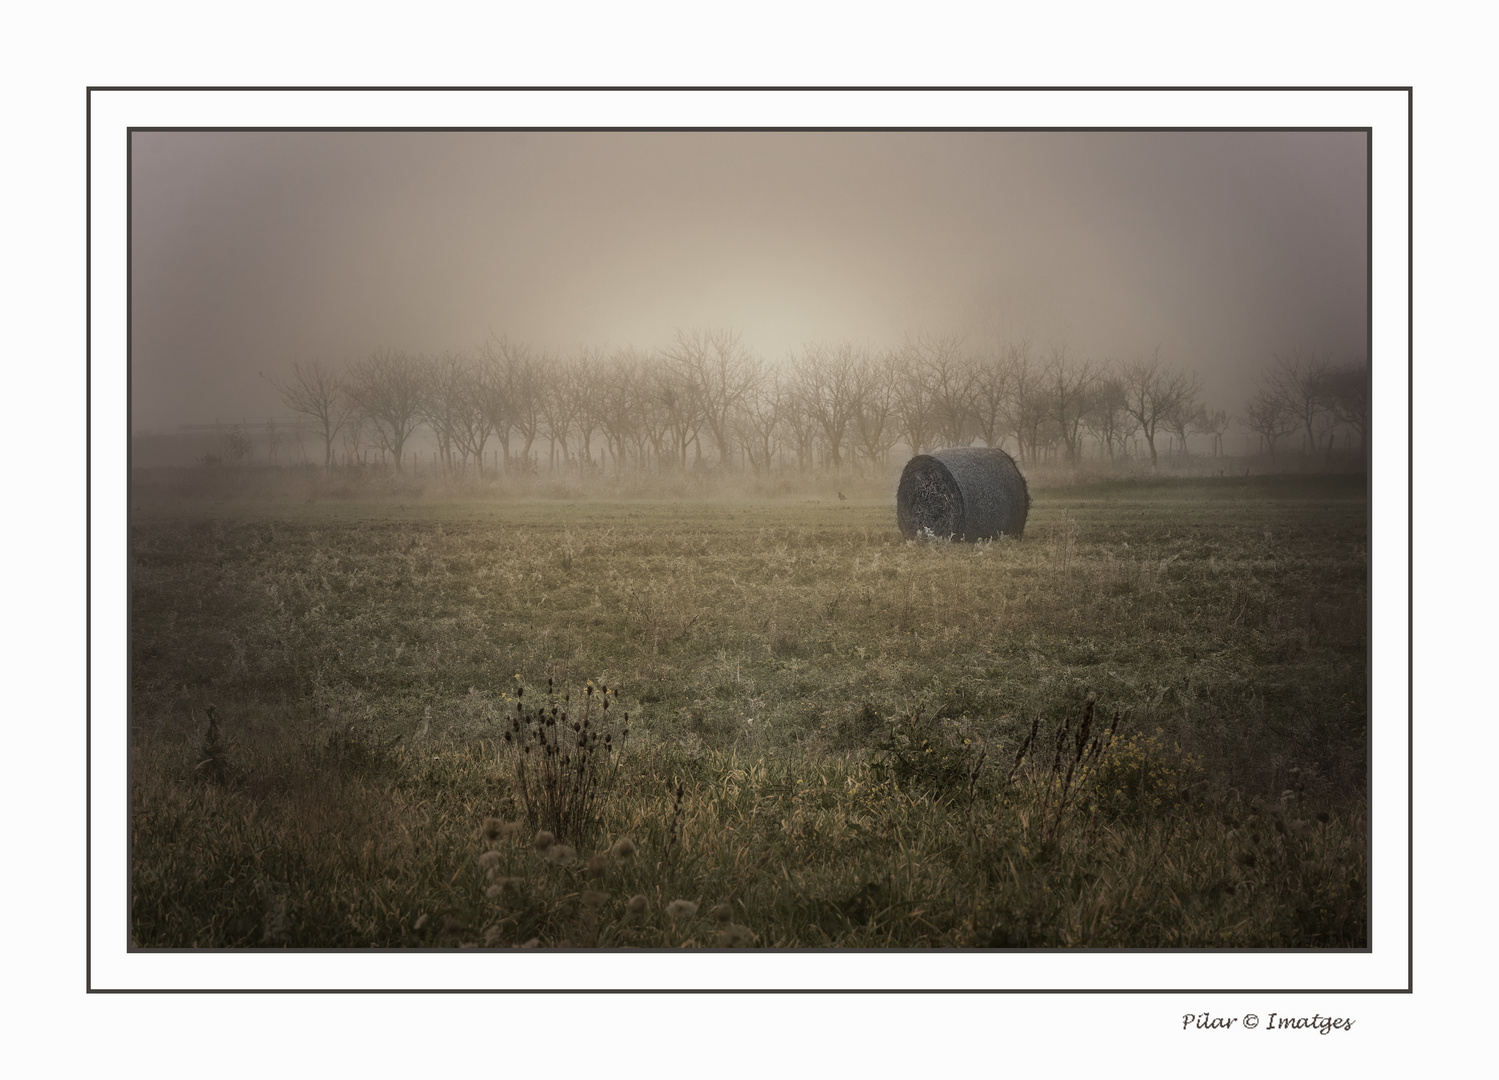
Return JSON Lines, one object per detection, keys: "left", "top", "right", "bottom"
{"left": 586, "top": 852, "right": 609, "bottom": 878}
{"left": 500, "top": 821, "right": 523, "bottom": 839}
{"left": 533, "top": 830, "right": 556, "bottom": 853}
{"left": 478, "top": 850, "right": 501, "bottom": 869}
{"left": 486, "top": 878, "right": 522, "bottom": 899}
{"left": 710, "top": 903, "right": 733, "bottom": 924}
{"left": 666, "top": 899, "right": 698, "bottom": 919}
{"left": 717, "top": 923, "right": 754, "bottom": 948}
{"left": 625, "top": 894, "right": 647, "bottom": 916}
{"left": 482, "top": 818, "right": 504, "bottom": 842}
{"left": 580, "top": 890, "right": 608, "bottom": 909}
{"left": 546, "top": 843, "right": 577, "bottom": 866}
{"left": 610, "top": 837, "right": 638, "bottom": 860}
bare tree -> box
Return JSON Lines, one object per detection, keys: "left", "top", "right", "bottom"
{"left": 1042, "top": 345, "right": 1097, "bottom": 466}
{"left": 538, "top": 355, "right": 582, "bottom": 472}
{"left": 1319, "top": 359, "right": 1370, "bottom": 462}
{"left": 1005, "top": 343, "right": 1047, "bottom": 466}
{"left": 970, "top": 343, "right": 1016, "bottom": 452}
{"left": 737, "top": 368, "right": 786, "bottom": 476}
{"left": 893, "top": 343, "right": 936, "bottom": 458}
{"left": 1241, "top": 385, "right": 1299, "bottom": 460}
{"left": 593, "top": 347, "right": 639, "bottom": 473}
{"left": 1162, "top": 397, "right": 1206, "bottom": 460}
{"left": 793, "top": 343, "right": 865, "bottom": 472}
{"left": 663, "top": 328, "right": 762, "bottom": 470}
{"left": 423, "top": 351, "right": 491, "bottom": 476}
{"left": 1083, "top": 366, "right": 1131, "bottom": 462}
{"left": 851, "top": 348, "right": 902, "bottom": 472}
{"left": 1122, "top": 349, "right": 1201, "bottom": 468}
{"left": 651, "top": 349, "right": 706, "bottom": 469}
{"left": 1270, "top": 351, "right": 1336, "bottom": 457}
{"left": 910, "top": 333, "right": 975, "bottom": 449}
{"left": 507, "top": 347, "right": 545, "bottom": 470}
{"left": 270, "top": 360, "right": 350, "bottom": 472}
{"left": 778, "top": 372, "right": 820, "bottom": 473}
{"left": 1194, "top": 407, "right": 1232, "bottom": 458}
{"left": 345, "top": 350, "right": 427, "bottom": 471}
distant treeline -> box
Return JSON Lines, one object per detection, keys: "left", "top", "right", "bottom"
{"left": 246, "top": 331, "right": 1367, "bottom": 476}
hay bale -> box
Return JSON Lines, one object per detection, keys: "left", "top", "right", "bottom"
{"left": 896, "top": 447, "right": 1030, "bottom": 541}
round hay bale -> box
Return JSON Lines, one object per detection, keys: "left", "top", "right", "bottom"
{"left": 896, "top": 447, "right": 1030, "bottom": 541}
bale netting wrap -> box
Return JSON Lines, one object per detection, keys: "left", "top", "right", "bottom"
{"left": 896, "top": 447, "right": 1030, "bottom": 541}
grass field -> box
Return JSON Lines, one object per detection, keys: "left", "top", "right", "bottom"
{"left": 129, "top": 472, "right": 1368, "bottom": 948}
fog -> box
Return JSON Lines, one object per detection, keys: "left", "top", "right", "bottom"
{"left": 130, "top": 130, "right": 1367, "bottom": 433}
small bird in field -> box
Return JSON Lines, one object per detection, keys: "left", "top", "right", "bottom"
{"left": 837, "top": 491, "right": 847, "bottom": 501}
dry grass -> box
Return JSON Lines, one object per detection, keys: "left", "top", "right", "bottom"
{"left": 129, "top": 472, "right": 1367, "bottom": 947}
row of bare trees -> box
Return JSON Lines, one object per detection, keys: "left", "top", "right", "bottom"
{"left": 271, "top": 331, "right": 1367, "bottom": 476}
{"left": 1241, "top": 351, "right": 1370, "bottom": 462}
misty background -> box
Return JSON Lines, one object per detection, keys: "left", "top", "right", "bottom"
{"left": 130, "top": 130, "right": 1367, "bottom": 442}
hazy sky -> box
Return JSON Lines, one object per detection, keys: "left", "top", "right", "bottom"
{"left": 130, "top": 130, "right": 1367, "bottom": 431}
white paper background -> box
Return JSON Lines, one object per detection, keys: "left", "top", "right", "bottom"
{"left": 5, "top": 2, "right": 1485, "bottom": 1073}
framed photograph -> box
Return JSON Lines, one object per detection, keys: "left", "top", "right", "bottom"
{"left": 90, "top": 88, "right": 1410, "bottom": 993}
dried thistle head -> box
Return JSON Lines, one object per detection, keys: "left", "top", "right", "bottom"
{"left": 716, "top": 923, "right": 754, "bottom": 948}
{"left": 533, "top": 830, "right": 556, "bottom": 853}
{"left": 486, "top": 878, "right": 522, "bottom": 899}
{"left": 545, "top": 843, "right": 577, "bottom": 866}
{"left": 610, "top": 837, "right": 637, "bottom": 860}
{"left": 482, "top": 818, "right": 504, "bottom": 842}
{"left": 625, "top": 894, "right": 647, "bottom": 916}
{"left": 709, "top": 903, "right": 733, "bottom": 924}
{"left": 478, "top": 850, "right": 501, "bottom": 869}
{"left": 500, "top": 821, "right": 523, "bottom": 839}
{"left": 666, "top": 899, "right": 698, "bottom": 919}
{"left": 580, "top": 890, "right": 608, "bottom": 909}
{"left": 586, "top": 853, "right": 609, "bottom": 878}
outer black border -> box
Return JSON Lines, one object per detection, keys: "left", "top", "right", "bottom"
{"left": 91, "top": 87, "right": 1412, "bottom": 993}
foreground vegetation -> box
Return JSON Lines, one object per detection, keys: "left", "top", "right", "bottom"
{"left": 129, "top": 472, "right": 1367, "bottom": 948}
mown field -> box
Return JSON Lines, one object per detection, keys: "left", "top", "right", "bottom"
{"left": 129, "top": 472, "right": 1368, "bottom": 948}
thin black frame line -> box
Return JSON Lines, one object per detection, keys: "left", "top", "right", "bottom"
{"left": 97, "top": 95, "right": 1410, "bottom": 992}
{"left": 88, "top": 84, "right": 1418, "bottom": 93}
{"left": 86, "top": 85, "right": 93, "bottom": 993}
{"left": 124, "top": 126, "right": 1375, "bottom": 135}
{"left": 87, "top": 984, "right": 1411, "bottom": 995}
{"left": 1406, "top": 89, "right": 1415, "bottom": 993}
{"left": 123, "top": 124, "right": 134, "bottom": 974}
